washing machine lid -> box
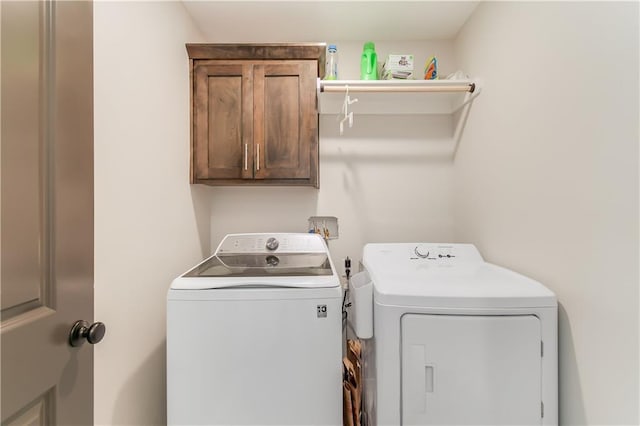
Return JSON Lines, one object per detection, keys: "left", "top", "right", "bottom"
{"left": 363, "top": 243, "right": 556, "bottom": 309}
{"left": 171, "top": 233, "right": 340, "bottom": 289}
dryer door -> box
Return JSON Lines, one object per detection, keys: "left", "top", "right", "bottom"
{"left": 401, "top": 314, "right": 541, "bottom": 425}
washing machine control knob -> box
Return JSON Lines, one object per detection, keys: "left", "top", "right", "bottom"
{"left": 266, "top": 237, "right": 279, "bottom": 251}
{"left": 414, "top": 245, "right": 430, "bottom": 258}
{"left": 266, "top": 255, "right": 279, "bottom": 266}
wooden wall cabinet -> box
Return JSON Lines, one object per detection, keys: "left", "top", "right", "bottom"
{"left": 187, "top": 44, "right": 325, "bottom": 187}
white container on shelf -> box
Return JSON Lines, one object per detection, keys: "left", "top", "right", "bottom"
{"left": 324, "top": 44, "right": 338, "bottom": 80}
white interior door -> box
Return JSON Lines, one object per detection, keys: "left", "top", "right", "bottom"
{"left": 401, "top": 314, "right": 542, "bottom": 426}
{"left": 1, "top": 1, "right": 95, "bottom": 424}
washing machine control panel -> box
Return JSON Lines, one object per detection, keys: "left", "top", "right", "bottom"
{"left": 216, "top": 233, "right": 326, "bottom": 254}
{"left": 409, "top": 244, "right": 482, "bottom": 262}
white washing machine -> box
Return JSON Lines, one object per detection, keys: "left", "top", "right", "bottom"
{"left": 351, "top": 243, "right": 557, "bottom": 426}
{"left": 167, "top": 233, "right": 342, "bottom": 426}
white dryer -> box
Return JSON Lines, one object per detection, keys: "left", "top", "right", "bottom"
{"left": 167, "top": 233, "right": 342, "bottom": 426}
{"left": 352, "top": 243, "right": 557, "bottom": 426}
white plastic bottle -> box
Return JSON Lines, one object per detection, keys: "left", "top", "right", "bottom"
{"left": 325, "top": 44, "right": 338, "bottom": 80}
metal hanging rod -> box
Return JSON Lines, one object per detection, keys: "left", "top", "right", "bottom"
{"left": 320, "top": 80, "right": 475, "bottom": 94}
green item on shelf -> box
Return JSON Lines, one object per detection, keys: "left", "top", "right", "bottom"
{"left": 360, "top": 41, "right": 378, "bottom": 80}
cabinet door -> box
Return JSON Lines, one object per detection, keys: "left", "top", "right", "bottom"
{"left": 253, "top": 61, "right": 318, "bottom": 184}
{"left": 193, "top": 61, "right": 253, "bottom": 180}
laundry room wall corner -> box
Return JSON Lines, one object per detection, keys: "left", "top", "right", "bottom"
{"left": 94, "top": 2, "right": 206, "bottom": 425}
{"left": 453, "top": 2, "right": 639, "bottom": 425}
{"left": 190, "top": 184, "right": 214, "bottom": 256}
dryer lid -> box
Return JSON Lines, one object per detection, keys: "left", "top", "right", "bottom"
{"left": 363, "top": 243, "right": 556, "bottom": 309}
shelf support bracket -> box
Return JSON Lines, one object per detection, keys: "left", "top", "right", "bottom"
{"left": 451, "top": 83, "right": 482, "bottom": 114}
{"left": 452, "top": 82, "right": 482, "bottom": 158}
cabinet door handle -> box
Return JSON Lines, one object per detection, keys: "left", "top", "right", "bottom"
{"left": 256, "top": 144, "right": 260, "bottom": 171}
{"left": 244, "top": 143, "right": 248, "bottom": 171}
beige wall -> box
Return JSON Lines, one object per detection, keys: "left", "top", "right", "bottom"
{"left": 93, "top": 2, "right": 207, "bottom": 424}
{"left": 454, "top": 2, "right": 639, "bottom": 424}
{"left": 93, "top": 5, "right": 460, "bottom": 423}
{"left": 94, "top": 1, "right": 639, "bottom": 424}
{"left": 207, "top": 112, "right": 458, "bottom": 270}
{"left": 205, "top": 39, "right": 460, "bottom": 271}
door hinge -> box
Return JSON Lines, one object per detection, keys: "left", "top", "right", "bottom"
{"left": 541, "top": 401, "right": 544, "bottom": 418}
{"left": 541, "top": 340, "right": 544, "bottom": 357}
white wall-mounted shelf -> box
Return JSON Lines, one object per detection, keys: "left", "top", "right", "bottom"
{"left": 318, "top": 79, "right": 478, "bottom": 115}
{"left": 318, "top": 79, "right": 482, "bottom": 157}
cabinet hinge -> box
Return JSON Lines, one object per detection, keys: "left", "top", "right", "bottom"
{"left": 541, "top": 340, "right": 544, "bottom": 357}
{"left": 541, "top": 401, "right": 544, "bottom": 418}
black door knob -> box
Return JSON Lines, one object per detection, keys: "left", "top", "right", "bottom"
{"left": 69, "top": 320, "right": 106, "bottom": 347}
